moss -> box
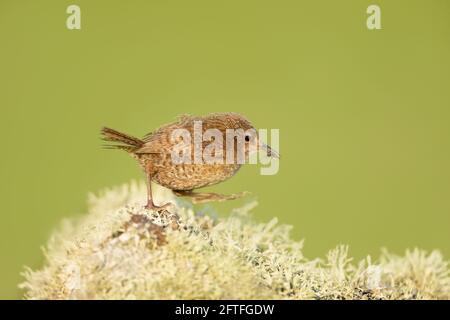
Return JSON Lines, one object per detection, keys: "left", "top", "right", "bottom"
{"left": 20, "top": 182, "right": 450, "bottom": 300}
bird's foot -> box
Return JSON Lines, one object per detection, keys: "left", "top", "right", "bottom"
{"left": 143, "top": 201, "right": 180, "bottom": 229}
{"left": 173, "top": 190, "right": 250, "bottom": 204}
{"left": 144, "top": 201, "right": 173, "bottom": 212}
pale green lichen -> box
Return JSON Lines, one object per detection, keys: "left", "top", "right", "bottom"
{"left": 20, "top": 182, "right": 450, "bottom": 300}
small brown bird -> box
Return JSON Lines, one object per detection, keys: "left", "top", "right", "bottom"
{"left": 101, "top": 112, "right": 278, "bottom": 211}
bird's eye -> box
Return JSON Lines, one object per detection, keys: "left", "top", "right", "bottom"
{"left": 244, "top": 135, "right": 250, "bottom": 142}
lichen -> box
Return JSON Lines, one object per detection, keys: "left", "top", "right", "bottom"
{"left": 20, "top": 182, "right": 450, "bottom": 300}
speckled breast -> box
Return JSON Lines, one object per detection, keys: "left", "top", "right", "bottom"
{"left": 152, "top": 154, "right": 241, "bottom": 190}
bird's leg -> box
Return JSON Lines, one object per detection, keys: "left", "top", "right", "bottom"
{"left": 144, "top": 167, "right": 172, "bottom": 211}
{"left": 173, "top": 190, "right": 249, "bottom": 204}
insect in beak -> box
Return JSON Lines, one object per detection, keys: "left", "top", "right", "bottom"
{"left": 260, "top": 143, "right": 280, "bottom": 159}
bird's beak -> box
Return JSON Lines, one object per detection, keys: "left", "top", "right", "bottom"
{"left": 260, "top": 143, "right": 280, "bottom": 159}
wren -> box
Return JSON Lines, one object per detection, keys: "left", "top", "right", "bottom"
{"left": 101, "top": 113, "right": 279, "bottom": 211}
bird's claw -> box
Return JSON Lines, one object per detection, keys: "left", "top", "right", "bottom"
{"left": 173, "top": 190, "right": 250, "bottom": 204}
{"left": 144, "top": 201, "right": 173, "bottom": 212}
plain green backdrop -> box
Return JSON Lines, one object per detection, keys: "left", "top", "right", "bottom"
{"left": 1, "top": 0, "right": 449, "bottom": 299}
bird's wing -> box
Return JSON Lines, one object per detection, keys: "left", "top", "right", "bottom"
{"left": 137, "top": 114, "right": 197, "bottom": 154}
{"left": 135, "top": 129, "right": 180, "bottom": 155}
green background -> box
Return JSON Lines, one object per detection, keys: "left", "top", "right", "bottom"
{"left": 1, "top": 0, "right": 449, "bottom": 299}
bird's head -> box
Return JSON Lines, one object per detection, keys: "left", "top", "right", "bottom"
{"left": 207, "top": 112, "right": 280, "bottom": 161}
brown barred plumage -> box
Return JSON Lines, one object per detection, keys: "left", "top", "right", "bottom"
{"left": 101, "top": 113, "right": 277, "bottom": 210}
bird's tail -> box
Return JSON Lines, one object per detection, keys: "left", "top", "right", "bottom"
{"left": 101, "top": 127, "right": 144, "bottom": 152}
